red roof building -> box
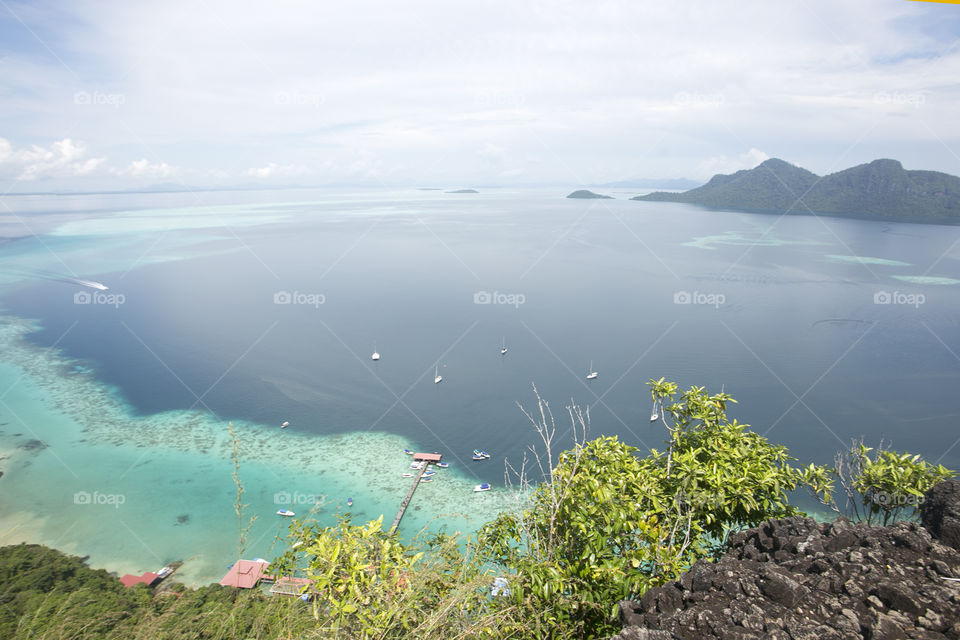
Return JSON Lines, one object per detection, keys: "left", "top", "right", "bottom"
{"left": 119, "top": 572, "right": 159, "bottom": 588}
{"left": 413, "top": 452, "right": 442, "bottom": 463}
{"left": 220, "top": 559, "right": 270, "bottom": 589}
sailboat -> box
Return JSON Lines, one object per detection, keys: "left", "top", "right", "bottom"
{"left": 434, "top": 364, "right": 443, "bottom": 384}
{"left": 586, "top": 361, "right": 598, "bottom": 380}
{"left": 500, "top": 337, "right": 508, "bottom": 356}
{"left": 649, "top": 399, "right": 660, "bottom": 422}
{"left": 371, "top": 342, "right": 380, "bottom": 361}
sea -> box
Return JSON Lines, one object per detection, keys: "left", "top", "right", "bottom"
{"left": 1, "top": 186, "right": 958, "bottom": 584}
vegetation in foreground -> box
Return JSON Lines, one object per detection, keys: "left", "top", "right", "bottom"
{"left": 0, "top": 380, "right": 953, "bottom": 639}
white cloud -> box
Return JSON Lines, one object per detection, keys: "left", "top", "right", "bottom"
{"left": 0, "top": 138, "right": 105, "bottom": 181}
{"left": 3, "top": 0, "right": 959, "bottom": 188}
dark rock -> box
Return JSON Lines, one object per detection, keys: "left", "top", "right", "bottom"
{"left": 921, "top": 479, "right": 960, "bottom": 552}
{"left": 613, "top": 488, "right": 960, "bottom": 640}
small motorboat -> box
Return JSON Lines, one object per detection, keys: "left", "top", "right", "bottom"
{"left": 436, "top": 462, "right": 449, "bottom": 468}
{"left": 347, "top": 497, "right": 353, "bottom": 507}
{"left": 434, "top": 364, "right": 443, "bottom": 384}
{"left": 586, "top": 360, "right": 598, "bottom": 380}
{"left": 410, "top": 461, "right": 425, "bottom": 469}
{"left": 472, "top": 454, "right": 486, "bottom": 461}
{"left": 280, "top": 421, "right": 289, "bottom": 428}
{"left": 474, "top": 483, "right": 491, "bottom": 492}
{"left": 650, "top": 399, "right": 660, "bottom": 422}
{"left": 500, "top": 337, "right": 508, "bottom": 356}
{"left": 421, "top": 477, "right": 434, "bottom": 483}
{"left": 277, "top": 509, "right": 295, "bottom": 517}
{"left": 401, "top": 472, "right": 414, "bottom": 478}
{"left": 473, "top": 449, "right": 491, "bottom": 459}
{"left": 156, "top": 566, "right": 174, "bottom": 579}
{"left": 403, "top": 449, "right": 414, "bottom": 455}
{"left": 423, "top": 470, "right": 436, "bottom": 477}
{"left": 371, "top": 342, "right": 380, "bottom": 361}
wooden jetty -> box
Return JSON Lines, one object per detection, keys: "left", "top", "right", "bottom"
{"left": 390, "top": 452, "right": 442, "bottom": 534}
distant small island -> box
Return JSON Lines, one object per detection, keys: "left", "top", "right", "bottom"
{"left": 632, "top": 158, "right": 960, "bottom": 223}
{"left": 566, "top": 190, "right": 613, "bottom": 200}
{"left": 446, "top": 189, "right": 478, "bottom": 194}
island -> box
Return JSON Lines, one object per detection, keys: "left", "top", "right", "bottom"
{"left": 632, "top": 158, "right": 960, "bottom": 223}
{"left": 566, "top": 189, "right": 614, "bottom": 199}
{"left": 445, "top": 189, "right": 479, "bottom": 194}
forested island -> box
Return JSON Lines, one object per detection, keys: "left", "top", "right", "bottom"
{"left": 634, "top": 158, "right": 960, "bottom": 223}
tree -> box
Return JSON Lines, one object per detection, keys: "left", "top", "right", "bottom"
{"left": 478, "top": 381, "right": 831, "bottom": 638}
{"left": 818, "top": 440, "right": 954, "bottom": 526}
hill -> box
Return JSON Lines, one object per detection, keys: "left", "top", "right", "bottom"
{"left": 633, "top": 158, "right": 960, "bottom": 223}
{"left": 566, "top": 189, "right": 613, "bottom": 199}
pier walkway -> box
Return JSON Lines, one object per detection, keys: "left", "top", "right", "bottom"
{"left": 390, "top": 452, "right": 442, "bottom": 534}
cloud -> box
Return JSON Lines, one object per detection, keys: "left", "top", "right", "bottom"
{"left": 3, "top": 0, "right": 960, "bottom": 188}
{"left": 0, "top": 138, "right": 105, "bottom": 181}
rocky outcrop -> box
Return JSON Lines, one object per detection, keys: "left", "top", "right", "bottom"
{"left": 566, "top": 189, "right": 613, "bottom": 199}
{"left": 615, "top": 481, "right": 960, "bottom": 640}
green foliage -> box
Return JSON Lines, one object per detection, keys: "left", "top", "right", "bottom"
{"left": 270, "top": 515, "right": 517, "bottom": 639}
{"left": 821, "top": 441, "right": 955, "bottom": 526}
{"left": 478, "top": 381, "right": 831, "bottom": 637}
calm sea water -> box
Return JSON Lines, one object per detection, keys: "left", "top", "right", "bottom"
{"left": 1, "top": 187, "right": 959, "bottom": 582}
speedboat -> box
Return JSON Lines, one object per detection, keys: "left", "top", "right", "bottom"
{"left": 650, "top": 399, "right": 660, "bottom": 422}
{"left": 280, "top": 421, "right": 289, "bottom": 428}
{"left": 403, "top": 449, "right": 414, "bottom": 455}
{"left": 401, "top": 472, "right": 414, "bottom": 478}
{"left": 410, "top": 461, "right": 425, "bottom": 469}
{"left": 156, "top": 566, "right": 173, "bottom": 579}
{"left": 473, "top": 449, "right": 490, "bottom": 459}
{"left": 347, "top": 497, "right": 353, "bottom": 507}
{"left": 586, "top": 360, "right": 598, "bottom": 380}
{"left": 472, "top": 454, "right": 485, "bottom": 461}
{"left": 277, "top": 509, "right": 295, "bottom": 517}
{"left": 500, "top": 337, "right": 508, "bottom": 356}
{"left": 371, "top": 342, "right": 380, "bottom": 361}
{"left": 474, "top": 483, "right": 491, "bottom": 492}
{"left": 436, "top": 462, "right": 449, "bottom": 468}
{"left": 421, "top": 477, "right": 434, "bottom": 483}
{"left": 434, "top": 364, "right": 443, "bottom": 384}
{"left": 423, "top": 470, "right": 436, "bottom": 477}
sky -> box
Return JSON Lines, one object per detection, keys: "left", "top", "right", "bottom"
{"left": 1, "top": 0, "right": 959, "bottom": 192}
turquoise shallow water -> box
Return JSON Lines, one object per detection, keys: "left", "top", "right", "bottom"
{"left": 0, "top": 316, "right": 514, "bottom": 584}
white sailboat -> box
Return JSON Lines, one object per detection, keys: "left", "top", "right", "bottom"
{"left": 434, "top": 364, "right": 443, "bottom": 384}
{"left": 586, "top": 361, "right": 598, "bottom": 380}
{"left": 500, "top": 337, "right": 508, "bottom": 356}
{"left": 371, "top": 342, "right": 380, "bottom": 361}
